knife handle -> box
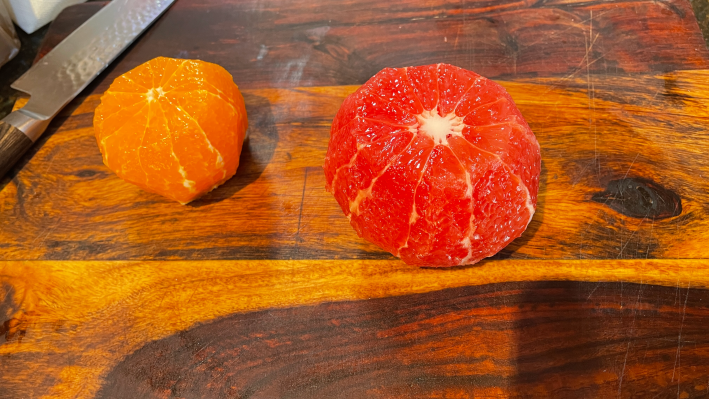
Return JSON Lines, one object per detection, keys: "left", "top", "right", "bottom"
{"left": 0, "top": 110, "right": 50, "bottom": 179}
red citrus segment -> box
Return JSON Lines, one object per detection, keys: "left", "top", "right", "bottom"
{"left": 437, "top": 64, "right": 482, "bottom": 116}
{"left": 367, "top": 68, "right": 423, "bottom": 115}
{"left": 454, "top": 78, "right": 505, "bottom": 117}
{"left": 449, "top": 136, "right": 533, "bottom": 262}
{"left": 355, "top": 89, "right": 417, "bottom": 126}
{"left": 348, "top": 117, "right": 414, "bottom": 145}
{"left": 331, "top": 153, "right": 374, "bottom": 215}
{"left": 332, "top": 87, "right": 417, "bottom": 132}
{"left": 399, "top": 145, "right": 473, "bottom": 267}
{"left": 463, "top": 97, "right": 518, "bottom": 126}
{"left": 324, "top": 129, "right": 358, "bottom": 193}
{"left": 331, "top": 86, "right": 366, "bottom": 134}
{"left": 462, "top": 122, "right": 541, "bottom": 205}
{"left": 325, "top": 63, "right": 540, "bottom": 267}
{"left": 324, "top": 118, "right": 412, "bottom": 190}
{"left": 406, "top": 65, "right": 439, "bottom": 111}
{"left": 350, "top": 135, "right": 434, "bottom": 254}
{"left": 359, "top": 131, "right": 416, "bottom": 176}
{"left": 470, "top": 166, "right": 533, "bottom": 260}
{"left": 330, "top": 131, "right": 414, "bottom": 215}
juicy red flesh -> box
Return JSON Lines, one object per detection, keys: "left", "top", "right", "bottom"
{"left": 324, "top": 63, "right": 541, "bottom": 267}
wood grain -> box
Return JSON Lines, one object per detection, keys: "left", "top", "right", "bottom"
{"left": 3, "top": 70, "right": 709, "bottom": 260}
{"left": 2, "top": 1, "right": 709, "bottom": 397}
{"left": 1, "top": 259, "right": 708, "bottom": 398}
{"left": 97, "top": 281, "right": 709, "bottom": 398}
{"left": 45, "top": 0, "right": 709, "bottom": 94}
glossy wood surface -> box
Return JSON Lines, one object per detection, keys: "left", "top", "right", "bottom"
{"left": 2, "top": 0, "right": 709, "bottom": 397}
{"left": 1, "top": 259, "right": 708, "bottom": 398}
{"left": 4, "top": 71, "right": 709, "bottom": 260}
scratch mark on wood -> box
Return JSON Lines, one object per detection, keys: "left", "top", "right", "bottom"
{"left": 587, "top": 282, "right": 601, "bottom": 300}
{"left": 618, "top": 214, "right": 648, "bottom": 258}
{"left": 672, "top": 281, "right": 690, "bottom": 387}
{"left": 293, "top": 168, "right": 309, "bottom": 257}
{"left": 618, "top": 341, "right": 631, "bottom": 397}
{"left": 622, "top": 153, "right": 641, "bottom": 181}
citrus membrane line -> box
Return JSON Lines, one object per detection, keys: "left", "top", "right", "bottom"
{"left": 351, "top": 116, "right": 415, "bottom": 131}
{"left": 467, "top": 118, "right": 538, "bottom": 145}
{"left": 451, "top": 80, "right": 502, "bottom": 119}
{"left": 159, "top": 100, "right": 196, "bottom": 195}
{"left": 451, "top": 140, "right": 535, "bottom": 231}
{"left": 458, "top": 117, "right": 538, "bottom": 194}
{"left": 330, "top": 130, "right": 416, "bottom": 190}
{"left": 446, "top": 144, "right": 477, "bottom": 264}
{"left": 99, "top": 102, "right": 149, "bottom": 148}
{"left": 165, "top": 74, "right": 225, "bottom": 95}
{"left": 452, "top": 129, "right": 535, "bottom": 214}
{"left": 401, "top": 66, "right": 435, "bottom": 117}
{"left": 169, "top": 79, "right": 237, "bottom": 108}
{"left": 174, "top": 99, "right": 227, "bottom": 177}
{"left": 95, "top": 57, "right": 249, "bottom": 205}
{"left": 103, "top": 90, "right": 150, "bottom": 98}
{"left": 366, "top": 87, "right": 419, "bottom": 126}
{"left": 329, "top": 141, "right": 365, "bottom": 192}
{"left": 396, "top": 139, "right": 436, "bottom": 257}
{"left": 120, "top": 74, "right": 150, "bottom": 91}
{"left": 168, "top": 79, "right": 244, "bottom": 123}
{"left": 167, "top": 79, "right": 233, "bottom": 108}
{"left": 136, "top": 100, "right": 152, "bottom": 184}
{"left": 332, "top": 92, "right": 419, "bottom": 141}
{"left": 448, "top": 75, "right": 486, "bottom": 114}
{"left": 348, "top": 132, "right": 418, "bottom": 218}
{"left": 160, "top": 60, "right": 188, "bottom": 88}
{"left": 399, "top": 66, "right": 426, "bottom": 113}
{"left": 95, "top": 97, "right": 148, "bottom": 134}
{"left": 451, "top": 137, "right": 535, "bottom": 257}
{"left": 328, "top": 115, "right": 416, "bottom": 182}
{"left": 191, "top": 90, "right": 238, "bottom": 115}
{"left": 337, "top": 67, "right": 511, "bottom": 145}
{"left": 342, "top": 132, "right": 418, "bottom": 207}
{"left": 335, "top": 87, "right": 535, "bottom": 226}
{"left": 398, "top": 74, "right": 485, "bottom": 263}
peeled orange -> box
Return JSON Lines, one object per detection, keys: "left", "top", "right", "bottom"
{"left": 94, "top": 57, "right": 248, "bottom": 204}
{"left": 324, "top": 64, "right": 541, "bottom": 267}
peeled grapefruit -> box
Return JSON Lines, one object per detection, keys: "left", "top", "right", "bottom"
{"left": 94, "top": 57, "right": 248, "bottom": 204}
{"left": 324, "top": 64, "right": 541, "bottom": 267}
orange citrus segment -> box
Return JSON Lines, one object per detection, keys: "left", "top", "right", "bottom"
{"left": 94, "top": 57, "right": 248, "bottom": 204}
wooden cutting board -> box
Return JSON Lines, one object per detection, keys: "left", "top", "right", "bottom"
{"left": 2, "top": 0, "right": 709, "bottom": 397}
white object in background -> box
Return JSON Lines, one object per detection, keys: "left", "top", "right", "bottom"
{"left": 0, "top": 0, "right": 19, "bottom": 67}
{"left": 3, "top": 0, "right": 87, "bottom": 34}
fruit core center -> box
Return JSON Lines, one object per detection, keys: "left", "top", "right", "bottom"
{"left": 146, "top": 87, "right": 166, "bottom": 102}
{"left": 416, "top": 110, "right": 464, "bottom": 145}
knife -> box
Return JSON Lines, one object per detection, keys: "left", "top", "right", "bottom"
{"left": 0, "top": 0, "right": 176, "bottom": 179}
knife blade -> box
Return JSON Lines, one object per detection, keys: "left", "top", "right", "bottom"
{"left": 0, "top": 0, "right": 176, "bottom": 179}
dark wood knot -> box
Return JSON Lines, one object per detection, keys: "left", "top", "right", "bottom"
{"left": 591, "top": 177, "right": 681, "bottom": 219}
